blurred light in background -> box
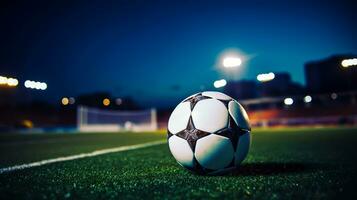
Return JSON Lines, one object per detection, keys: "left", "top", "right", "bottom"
{"left": 0, "top": 76, "right": 7, "bottom": 84}
{"left": 304, "top": 95, "right": 312, "bottom": 103}
{"left": 213, "top": 79, "right": 227, "bottom": 88}
{"left": 0, "top": 76, "right": 18, "bottom": 87}
{"left": 116, "top": 98, "right": 122, "bottom": 105}
{"left": 222, "top": 57, "right": 242, "bottom": 68}
{"left": 24, "top": 80, "right": 31, "bottom": 88}
{"left": 24, "top": 80, "right": 47, "bottom": 90}
{"left": 331, "top": 93, "right": 338, "bottom": 100}
{"left": 7, "top": 78, "right": 18, "bottom": 87}
{"left": 69, "top": 97, "right": 75, "bottom": 105}
{"left": 61, "top": 97, "right": 69, "bottom": 106}
{"left": 257, "top": 72, "right": 275, "bottom": 82}
{"left": 341, "top": 58, "right": 357, "bottom": 68}
{"left": 21, "top": 120, "right": 34, "bottom": 128}
{"left": 103, "top": 98, "right": 110, "bottom": 106}
{"left": 217, "top": 49, "right": 246, "bottom": 69}
{"left": 284, "top": 97, "right": 294, "bottom": 105}
{"left": 41, "top": 83, "right": 47, "bottom": 90}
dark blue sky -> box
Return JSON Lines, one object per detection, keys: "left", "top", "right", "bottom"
{"left": 1, "top": 0, "right": 356, "bottom": 107}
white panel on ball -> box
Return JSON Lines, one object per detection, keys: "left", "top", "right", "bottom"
{"left": 228, "top": 101, "right": 251, "bottom": 131}
{"left": 168, "top": 102, "right": 192, "bottom": 134}
{"left": 191, "top": 99, "right": 228, "bottom": 133}
{"left": 168, "top": 135, "right": 194, "bottom": 168}
{"left": 234, "top": 132, "right": 251, "bottom": 165}
{"left": 195, "top": 134, "right": 234, "bottom": 170}
{"left": 202, "top": 91, "right": 232, "bottom": 100}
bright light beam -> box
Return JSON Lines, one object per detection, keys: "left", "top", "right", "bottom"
{"left": 304, "top": 95, "right": 312, "bottom": 103}
{"left": 257, "top": 72, "right": 275, "bottom": 82}
{"left": 61, "top": 97, "right": 69, "bottom": 106}
{"left": 6, "top": 78, "right": 18, "bottom": 87}
{"left": 24, "top": 80, "right": 47, "bottom": 90}
{"left": 213, "top": 79, "right": 227, "bottom": 88}
{"left": 284, "top": 97, "right": 294, "bottom": 105}
{"left": 341, "top": 58, "right": 357, "bottom": 68}
{"left": 0, "top": 76, "right": 18, "bottom": 87}
{"left": 0, "top": 76, "right": 7, "bottom": 84}
{"left": 103, "top": 98, "right": 111, "bottom": 106}
{"left": 222, "top": 57, "right": 242, "bottom": 68}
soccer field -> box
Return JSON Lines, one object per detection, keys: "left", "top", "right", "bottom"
{"left": 0, "top": 127, "right": 357, "bottom": 199}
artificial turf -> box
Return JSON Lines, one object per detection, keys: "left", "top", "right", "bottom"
{"left": 0, "top": 131, "right": 166, "bottom": 168}
{"left": 0, "top": 127, "right": 357, "bottom": 199}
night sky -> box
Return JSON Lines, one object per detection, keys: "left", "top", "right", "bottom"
{"left": 1, "top": 0, "right": 356, "bottom": 107}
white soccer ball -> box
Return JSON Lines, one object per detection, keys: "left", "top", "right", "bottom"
{"left": 167, "top": 91, "right": 251, "bottom": 175}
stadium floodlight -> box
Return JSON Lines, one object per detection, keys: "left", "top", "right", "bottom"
{"left": 341, "top": 58, "right": 357, "bottom": 68}
{"left": 304, "top": 95, "right": 312, "bottom": 103}
{"left": 213, "top": 79, "right": 227, "bottom": 88}
{"left": 6, "top": 78, "right": 18, "bottom": 87}
{"left": 0, "top": 76, "right": 18, "bottom": 87}
{"left": 62, "top": 97, "right": 69, "bottom": 106}
{"left": 40, "top": 82, "right": 47, "bottom": 90}
{"left": 222, "top": 56, "right": 242, "bottom": 68}
{"left": 24, "top": 80, "right": 32, "bottom": 88}
{"left": 284, "top": 97, "right": 294, "bottom": 105}
{"left": 103, "top": 98, "right": 111, "bottom": 106}
{"left": 24, "top": 80, "right": 47, "bottom": 90}
{"left": 0, "top": 76, "right": 7, "bottom": 84}
{"left": 257, "top": 72, "right": 275, "bottom": 82}
{"left": 35, "top": 82, "right": 41, "bottom": 90}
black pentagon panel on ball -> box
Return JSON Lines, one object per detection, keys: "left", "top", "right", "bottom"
{"left": 228, "top": 114, "right": 247, "bottom": 136}
{"left": 214, "top": 115, "right": 246, "bottom": 152}
{"left": 167, "top": 130, "right": 174, "bottom": 139}
{"left": 239, "top": 129, "right": 251, "bottom": 137}
{"left": 215, "top": 127, "right": 239, "bottom": 152}
{"left": 183, "top": 157, "right": 216, "bottom": 175}
{"left": 176, "top": 116, "right": 211, "bottom": 152}
{"left": 184, "top": 93, "right": 212, "bottom": 110}
{"left": 215, "top": 99, "right": 232, "bottom": 109}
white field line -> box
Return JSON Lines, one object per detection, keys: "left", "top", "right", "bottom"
{"left": 0, "top": 140, "right": 166, "bottom": 174}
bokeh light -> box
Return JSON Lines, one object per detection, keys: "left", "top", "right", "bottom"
{"left": 284, "top": 98, "right": 294, "bottom": 105}
{"left": 103, "top": 98, "right": 110, "bottom": 106}
{"left": 331, "top": 93, "right": 338, "bottom": 100}
{"left": 0, "top": 76, "right": 18, "bottom": 87}
{"left": 69, "top": 97, "right": 75, "bottom": 105}
{"left": 222, "top": 57, "right": 242, "bottom": 68}
{"left": 24, "top": 80, "right": 47, "bottom": 90}
{"left": 61, "top": 97, "right": 69, "bottom": 106}
{"left": 0, "top": 76, "right": 7, "bottom": 84}
{"left": 116, "top": 98, "right": 122, "bottom": 105}
{"left": 257, "top": 72, "right": 275, "bottom": 82}
{"left": 6, "top": 78, "right": 18, "bottom": 87}
{"left": 213, "top": 79, "right": 227, "bottom": 88}
{"left": 304, "top": 95, "right": 312, "bottom": 103}
{"left": 341, "top": 58, "right": 357, "bottom": 68}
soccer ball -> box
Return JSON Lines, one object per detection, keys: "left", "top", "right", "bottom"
{"left": 167, "top": 91, "right": 251, "bottom": 175}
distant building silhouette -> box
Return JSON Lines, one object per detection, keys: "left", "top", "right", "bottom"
{"left": 224, "top": 73, "right": 304, "bottom": 100}
{"left": 224, "top": 80, "right": 257, "bottom": 100}
{"left": 305, "top": 54, "right": 357, "bottom": 94}
{"left": 258, "top": 72, "right": 304, "bottom": 97}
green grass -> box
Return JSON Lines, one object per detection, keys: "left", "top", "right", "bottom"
{"left": 0, "top": 127, "right": 357, "bottom": 199}
{"left": 0, "top": 131, "right": 165, "bottom": 167}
